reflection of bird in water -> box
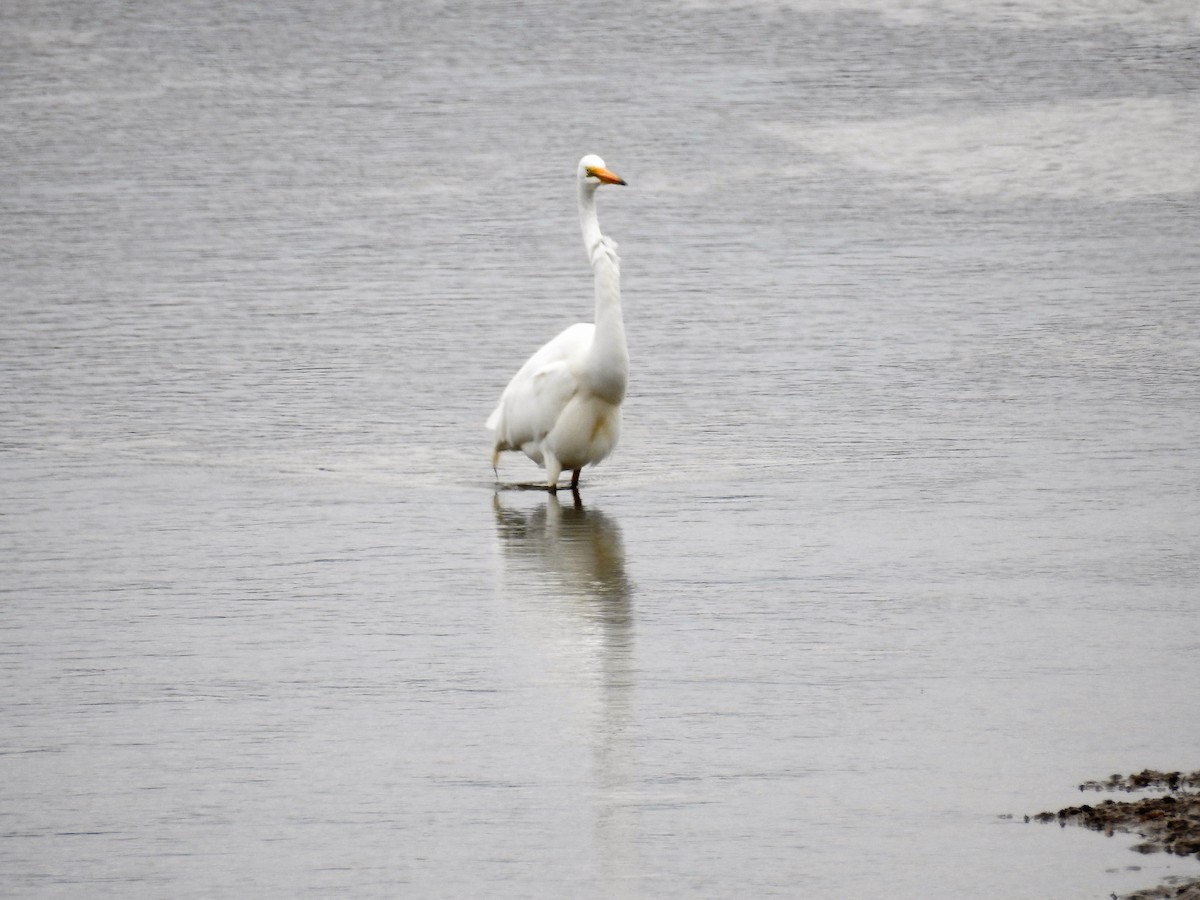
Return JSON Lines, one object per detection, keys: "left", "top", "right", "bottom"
{"left": 491, "top": 491, "right": 636, "bottom": 880}
{"left": 492, "top": 491, "right": 632, "bottom": 612}
{"left": 487, "top": 155, "right": 629, "bottom": 493}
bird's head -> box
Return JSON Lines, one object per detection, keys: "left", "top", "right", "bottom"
{"left": 579, "top": 154, "right": 626, "bottom": 188}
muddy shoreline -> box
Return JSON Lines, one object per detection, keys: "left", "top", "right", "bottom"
{"left": 1033, "top": 771, "right": 1200, "bottom": 899}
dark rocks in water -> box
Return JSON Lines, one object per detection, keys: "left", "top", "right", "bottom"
{"left": 1078, "top": 770, "right": 1200, "bottom": 795}
{"left": 1049, "top": 794, "right": 1200, "bottom": 858}
{"left": 1119, "top": 877, "right": 1200, "bottom": 900}
{"left": 1033, "top": 770, "right": 1200, "bottom": 900}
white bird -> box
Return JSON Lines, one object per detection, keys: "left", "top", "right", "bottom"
{"left": 487, "top": 154, "right": 628, "bottom": 492}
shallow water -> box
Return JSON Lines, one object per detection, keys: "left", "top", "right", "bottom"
{"left": 3, "top": 0, "right": 1199, "bottom": 897}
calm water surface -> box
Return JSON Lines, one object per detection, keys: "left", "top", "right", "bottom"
{"left": 3, "top": 0, "right": 1199, "bottom": 897}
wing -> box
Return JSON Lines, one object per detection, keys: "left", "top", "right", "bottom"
{"left": 488, "top": 322, "right": 594, "bottom": 452}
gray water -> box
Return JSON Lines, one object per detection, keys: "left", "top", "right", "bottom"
{"left": 3, "top": 0, "right": 1199, "bottom": 897}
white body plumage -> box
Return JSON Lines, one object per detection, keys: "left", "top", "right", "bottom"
{"left": 487, "top": 155, "right": 628, "bottom": 491}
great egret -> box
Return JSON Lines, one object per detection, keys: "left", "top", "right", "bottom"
{"left": 487, "top": 155, "right": 628, "bottom": 492}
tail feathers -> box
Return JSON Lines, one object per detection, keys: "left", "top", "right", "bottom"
{"left": 487, "top": 403, "right": 504, "bottom": 470}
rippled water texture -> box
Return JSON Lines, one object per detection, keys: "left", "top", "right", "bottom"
{"left": 3, "top": 0, "right": 1199, "bottom": 897}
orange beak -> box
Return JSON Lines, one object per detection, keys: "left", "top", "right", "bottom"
{"left": 589, "top": 166, "right": 626, "bottom": 186}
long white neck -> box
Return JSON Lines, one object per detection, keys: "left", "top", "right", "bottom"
{"left": 578, "top": 183, "right": 628, "bottom": 404}
{"left": 579, "top": 181, "right": 604, "bottom": 260}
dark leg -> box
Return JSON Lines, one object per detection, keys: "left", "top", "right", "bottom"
{"left": 570, "top": 468, "right": 581, "bottom": 491}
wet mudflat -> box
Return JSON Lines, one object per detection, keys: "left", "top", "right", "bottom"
{"left": 1037, "top": 772, "right": 1200, "bottom": 899}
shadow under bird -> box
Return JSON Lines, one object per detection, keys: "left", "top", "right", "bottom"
{"left": 487, "top": 155, "right": 628, "bottom": 492}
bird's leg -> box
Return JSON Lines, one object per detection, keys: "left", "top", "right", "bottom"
{"left": 570, "top": 468, "right": 581, "bottom": 491}
{"left": 545, "top": 452, "right": 562, "bottom": 492}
